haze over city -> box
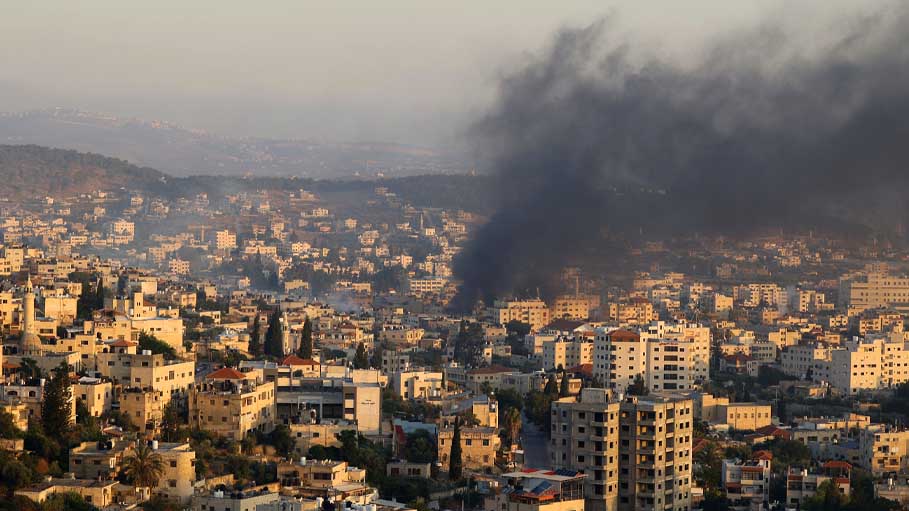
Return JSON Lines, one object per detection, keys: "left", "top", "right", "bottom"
{"left": 0, "top": 0, "right": 881, "bottom": 145}
{"left": 3, "top": 4, "right": 909, "bottom": 511}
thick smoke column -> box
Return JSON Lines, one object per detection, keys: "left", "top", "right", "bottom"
{"left": 453, "top": 8, "right": 909, "bottom": 308}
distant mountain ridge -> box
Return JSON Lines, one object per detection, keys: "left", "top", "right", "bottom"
{"left": 0, "top": 109, "right": 467, "bottom": 178}
{"left": 0, "top": 144, "right": 494, "bottom": 213}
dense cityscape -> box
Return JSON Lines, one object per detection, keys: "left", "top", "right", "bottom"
{"left": 4, "top": 3, "right": 909, "bottom": 511}
{"left": 2, "top": 155, "right": 909, "bottom": 511}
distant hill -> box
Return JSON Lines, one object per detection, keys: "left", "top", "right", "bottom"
{"left": 0, "top": 144, "right": 494, "bottom": 216}
{"left": 0, "top": 109, "right": 468, "bottom": 178}
{"left": 0, "top": 145, "right": 171, "bottom": 200}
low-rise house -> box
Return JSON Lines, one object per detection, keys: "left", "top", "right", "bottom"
{"left": 437, "top": 426, "right": 501, "bottom": 472}
{"left": 276, "top": 458, "right": 376, "bottom": 505}
{"left": 483, "top": 468, "right": 586, "bottom": 511}
{"left": 15, "top": 478, "right": 118, "bottom": 508}
{"left": 786, "top": 463, "right": 851, "bottom": 509}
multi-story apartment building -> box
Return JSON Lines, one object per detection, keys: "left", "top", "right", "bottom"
{"left": 839, "top": 271, "right": 909, "bottom": 312}
{"left": 392, "top": 369, "right": 444, "bottom": 400}
{"left": 120, "top": 388, "right": 165, "bottom": 433}
{"left": 406, "top": 276, "right": 448, "bottom": 296}
{"left": 96, "top": 350, "right": 194, "bottom": 405}
{"left": 859, "top": 426, "right": 909, "bottom": 475}
{"left": 550, "top": 389, "right": 694, "bottom": 511}
{"left": 551, "top": 389, "right": 620, "bottom": 511}
{"left": 607, "top": 299, "right": 656, "bottom": 325}
{"left": 214, "top": 229, "right": 238, "bottom": 251}
{"left": 827, "top": 335, "right": 909, "bottom": 394}
{"left": 491, "top": 299, "right": 551, "bottom": 332}
{"left": 189, "top": 368, "right": 276, "bottom": 440}
{"left": 551, "top": 294, "right": 599, "bottom": 321}
{"left": 734, "top": 284, "right": 787, "bottom": 309}
{"left": 379, "top": 325, "right": 425, "bottom": 345}
{"left": 797, "top": 290, "right": 833, "bottom": 313}
{"left": 543, "top": 337, "right": 594, "bottom": 371}
{"left": 781, "top": 344, "right": 832, "bottom": 380}
{"left": 617, "top": 394, "right": 694, "bottom": 511}
{"left": 593, "top": 322, "right": 710, "bottom": 393}
{"left": 153, "top": 442, "right": 196, "bottom": 502}
{"left": 721, "top": 452, "right": 772, "bottom": 511}
{"left": 72, "top": 377, "right": 113, "bottom": 418}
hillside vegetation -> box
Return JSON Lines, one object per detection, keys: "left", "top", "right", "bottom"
{"left": 0, "top": 145, "right": 169, "bottom": 200}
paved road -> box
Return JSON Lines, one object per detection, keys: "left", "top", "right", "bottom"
{"left": 520, "top": 412, "right": 550, "bottom": 469}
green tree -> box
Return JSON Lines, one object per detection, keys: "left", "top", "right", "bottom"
{"left": 495, "top": 389, "right": 524, "bottom": 422}
{"left": 408, "top": 498, "right": 430, "bottom": 511}
{"left": 138, "top": 332, "right": 177, "bottom": 360}
{"left": 41, "top": 362, "right": 72, "bottom": 438}
{"left": 503, "top": 407, "right": 522, "bottom": 445}
{"left": 559, "top": 373, "right": 571, "bottom": 397}
{"left": 40, "top": 492, "right": 97, "bottom": 511}
{"left": 543, "top": 375, "right": 558, "bottom": 396}
{"left": 628, "top": 374, "right": 649, "bottom": 396}
{"left": 264, "top": 309, "right": 284, "bottom": 357}
{"left": 122, "top": 442, "right": 165, "bottom": 489}
{"left": 803, "top": 480, "right": 848, "bottom": 511}
{"left": 248, "top": 315, "right": 262, "bottom": 357}
{"left": 298, "top": 318, "right": 313, "bottom": 359}
{"left": 268, "top": 424, "right": 294, "bottom": 458}
{"left": 0, "top": 410, "right": 22, "bottom": 439}
{"left": 449, "top": 418, "right": 463, "bottom": 480}
{"left": 403, "top": 429, "right": 437, "bottom": 463}
{"left": 354, "top": 343, "right": 370, "bottom": 369}
{"left": 504, "top": 320, "right": 531, "bottom": 338}
{"left": 160, "top": 400, "right": 184, "bottom": 442}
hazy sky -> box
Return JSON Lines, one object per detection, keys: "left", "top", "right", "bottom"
{"left": 0, "top": 0, "right": 883, "bottom": 146}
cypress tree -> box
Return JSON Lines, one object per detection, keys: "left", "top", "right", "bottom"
{"left": 248, "top": 314, "right": 262, "bottom": 357}
{"left": 264, "top": 308, "right": 284, "bottom": 357}
{"left": 353, "top": 342, "right": 369, "bottom": 369}
{"left": 559, "top": 373, "right": 571, "bottom": 397}
{"left": 543, "top": 374, "right": 558, "bottom": 396}
{"left": 94, "top": 279, "right": 105, "bottom": 310}
{"left": 449, "top": 417, "right": 463, "bottom": 480}
{"left": 41, "top": 362, "right": 72, "bottom": 438}
{"left": 298, "top": 318, "right": 313, "bottom": 359}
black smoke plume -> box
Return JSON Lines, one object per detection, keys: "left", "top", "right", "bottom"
{"left": 453, "top": 7, "right": 909, "bottom": 309}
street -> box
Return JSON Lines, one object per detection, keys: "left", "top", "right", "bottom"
{"left": 520, "top": 411, "right": 549, "bottom": 469}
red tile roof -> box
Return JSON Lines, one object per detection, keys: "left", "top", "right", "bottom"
{"left": 753, "top": 450, "right": 774, "bottom": 461}
{"left": 280, "top": 355, "right": 319, "bottom": 366}
{"left": 206, "top": 367, "right": 246, "bottom": 380}
{"left": 110, "top": 340, "right": 137, "bottom": 347}
{"left": 609, "top": 329, "right": 640, "bottom": 342}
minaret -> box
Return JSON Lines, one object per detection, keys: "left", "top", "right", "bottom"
{"left": 20, "top": 276, "right": 42, "bottom": 356}
{"left": 23, "top": 276, "right": 35, "bottom": 335}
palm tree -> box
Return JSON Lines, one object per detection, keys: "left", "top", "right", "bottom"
{"left": 504, "top": 407, "right": 522, "bottom": 445}
{"left": 123, "top": 443, "right": 166, "bottom": 491}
